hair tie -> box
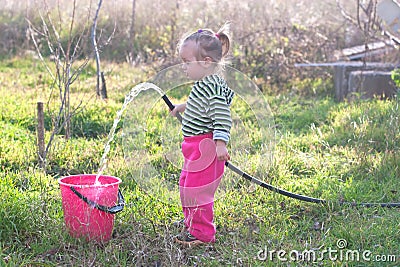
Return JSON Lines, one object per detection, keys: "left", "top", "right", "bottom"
{"left": 215, "top": 33, "right": 220, "bottom": 39}
{"left": 197, "top": 29, "right": 203, "bottom": 33}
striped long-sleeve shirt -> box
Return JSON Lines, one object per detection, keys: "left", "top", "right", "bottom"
{"left": 182, "top": 74, "right": 234, "bottom": 143}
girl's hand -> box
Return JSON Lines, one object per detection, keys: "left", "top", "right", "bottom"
{"left": 216, "top": 140, "right": 230, "bottom": 161}
{"left": 171, "top": 103, "right": 186, "bottom": 117}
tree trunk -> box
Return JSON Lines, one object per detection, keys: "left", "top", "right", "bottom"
{"left": 92, "top": 0, "right": 103, "bottom": 97}
{"left": 129, "top": 0, "right": 136, "bottom": 64}
{"left": 37, "top": 102, "right": 45, "bottom": 168}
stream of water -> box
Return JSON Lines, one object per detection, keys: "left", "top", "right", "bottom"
{"left": 94, "top": 82, "right": 165, "bottom": 185}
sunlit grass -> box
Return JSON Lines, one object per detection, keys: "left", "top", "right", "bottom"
{"left": 1, "top": 58, "right": 399, "bottom": 266}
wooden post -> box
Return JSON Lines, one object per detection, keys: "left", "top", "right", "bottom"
{"left": 334, "top": 65, "right": 346, "bottom": 101}
{"left": 37, "top": 102, "right": 45, "bottom": 168}
{"left": 101, "top": 71, "right": 107, "bottom": 99}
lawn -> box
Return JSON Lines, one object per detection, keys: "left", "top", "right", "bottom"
{"left": 1, "top": 57, "right": 399, "bottom": 266}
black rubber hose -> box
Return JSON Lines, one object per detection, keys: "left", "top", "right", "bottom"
{"left": 225, "top": 161, "right": 326, "bottom": 204}
{"left": 161, "top": 94, "right": 400, "bottom": 208}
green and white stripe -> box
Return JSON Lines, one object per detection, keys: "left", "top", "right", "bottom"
{"left": 182, "top": 75, "right": 234, "bottom": 143}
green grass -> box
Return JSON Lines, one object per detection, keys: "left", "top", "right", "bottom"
{"left": 1, "top": 57, "right": 400, "bottom": 266}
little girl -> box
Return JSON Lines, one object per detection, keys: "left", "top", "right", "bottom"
{"left": 171, "top": 23, "right": 234, "bottom": 247}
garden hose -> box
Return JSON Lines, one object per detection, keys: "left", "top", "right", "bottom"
{"left": 161, "top": 94, "right": 400, "bottom": 208}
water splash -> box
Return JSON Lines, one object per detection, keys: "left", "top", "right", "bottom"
{"left": 94, "top": 82, "right": 165, "bottom": 185}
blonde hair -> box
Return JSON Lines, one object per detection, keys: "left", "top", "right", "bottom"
{"left": 178, "top": 22, "right": 232, "bottom": 67}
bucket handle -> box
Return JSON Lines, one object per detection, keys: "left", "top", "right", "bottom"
{"left": 69, "top": 187, "right": 125, "bottom": 214}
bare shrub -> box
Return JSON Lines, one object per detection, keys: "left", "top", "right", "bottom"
{"left": 1, "top": 0, "right": 397, "bottom": 90}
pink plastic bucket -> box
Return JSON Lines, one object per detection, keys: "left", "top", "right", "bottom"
{"left": 58, "top": 174, "right": 123, "bottom": 242}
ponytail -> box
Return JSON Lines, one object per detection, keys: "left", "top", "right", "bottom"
{"left": 216, "top": 22, "right": 231, "bottom": 59}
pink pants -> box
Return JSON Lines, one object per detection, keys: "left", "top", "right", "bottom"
{"left": 179, "top": 132, "right": 225, "bottom": 243}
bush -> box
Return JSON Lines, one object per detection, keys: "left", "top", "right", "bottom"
{"left": 0, "top": 0, "right": 355, "bottom": 90}
{"left": 392, "top": 68, "right": 400, "bottom": 89}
